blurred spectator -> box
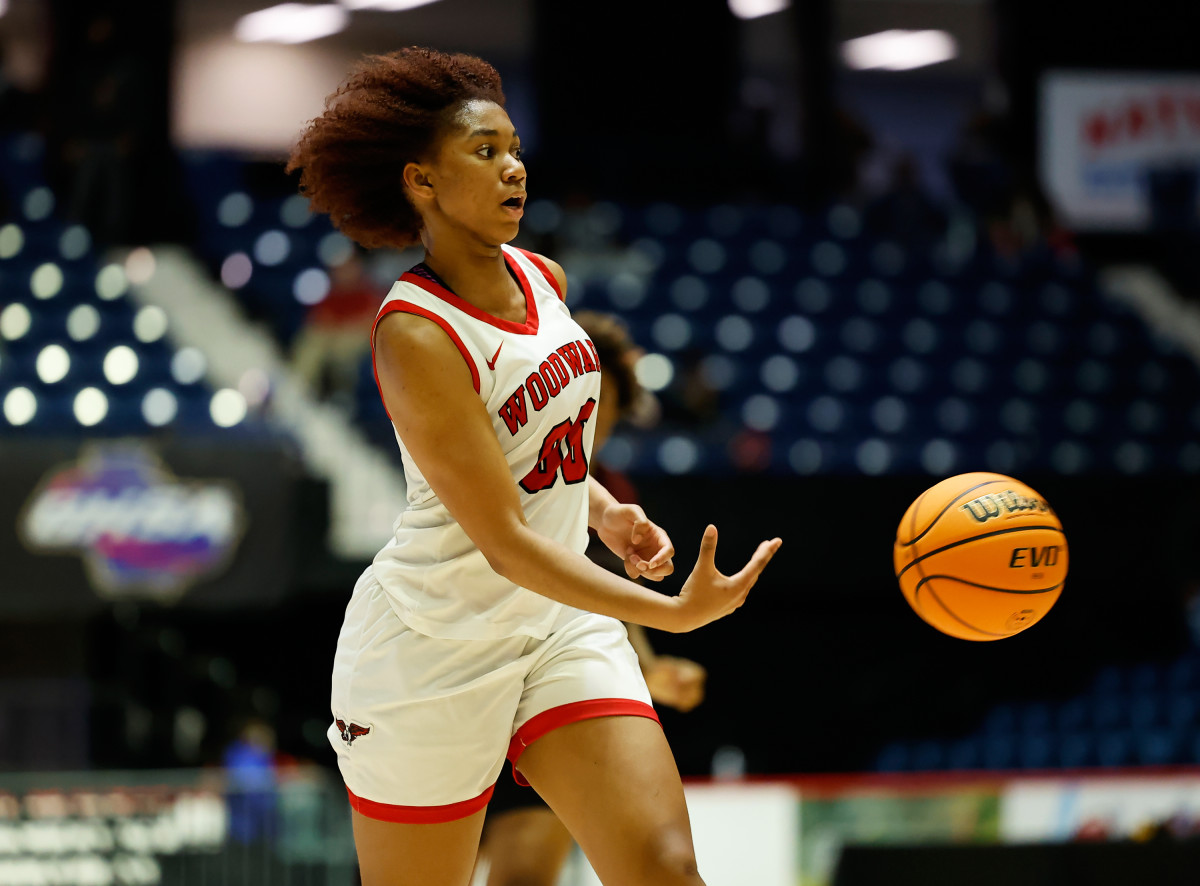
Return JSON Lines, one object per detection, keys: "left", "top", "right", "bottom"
{"left": 47, "top": 10, "right": 151, "bottom": 245}
{"left": 824, "top": 108, "right": 876, "bottom": 206}
{"left": 289, "top": 249, "right": 385, "bottom": 411}
{"left": 947, "top": 107, "right": 1080, "bottom": 266}
{"left": 729, "top": 428, "right": 773, "bottom": 473}
{"left": 659, "top": 348, "right": 721, "bottom": 429}
{"left": 223, "top": 717, "right": 279, "bottom": 844}
{"left": 0, "top": 43, "right": 37, "bottom": 133}
{"left": 948, "top": 109, "right": 1016, "bottom": 224}
{"left": 1183, "top": 584, "right": 1200, "bottom": 649}
{"left": 863, "top": 152, "right": 948, "bottom": 250}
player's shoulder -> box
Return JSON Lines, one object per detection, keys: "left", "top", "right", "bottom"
{"left": 511, "top": 247, "right": 568, "bottom": 299}
{"left": 374, "top": 306, "right": 459, "bottom": 354}
{"left": 530, "top": 252, "right": 568, "bottom": 293}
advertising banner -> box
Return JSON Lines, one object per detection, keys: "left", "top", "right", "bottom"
{"left": 1001, "top": 774, "right": 1200, "bottom": 843}
{"left": 1039, "top": 71, "right": 1200, "bottom": 230}
{"left": 0, "top": 437, "right": 309, "bottom": 615}
{"left": 0, "top": 767, "right": 355, "bottom": 886}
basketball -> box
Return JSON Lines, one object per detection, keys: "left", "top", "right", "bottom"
{"left": 893, "top": 472, "right": 1068, "bottom": 641}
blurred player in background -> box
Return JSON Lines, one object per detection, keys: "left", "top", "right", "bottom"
{"left": 289, "top": 246, "right": 383, "bottom": 409}
{"left": 476, "top": 309, "right": 707, "bottom": 886}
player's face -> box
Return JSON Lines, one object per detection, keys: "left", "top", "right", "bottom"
{"left": 428, "top": 100, "right": 526, "bottom": 245}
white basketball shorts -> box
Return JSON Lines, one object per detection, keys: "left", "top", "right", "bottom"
{"left": 327, "top": 569, "right": 657, "bottom": 823}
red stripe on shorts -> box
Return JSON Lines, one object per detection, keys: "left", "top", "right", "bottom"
{"left": 507, "top": 698, "right": 660, "bottom": 785}
{"left": 346, "top": 783, "right": 494, "bottom": 824}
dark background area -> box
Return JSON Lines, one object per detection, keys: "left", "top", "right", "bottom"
{"left": 2, "top": 469, "right": 1185, "bottom": 777}
{"left": 1, "top": 0, "right": 1199, "bottom": 783}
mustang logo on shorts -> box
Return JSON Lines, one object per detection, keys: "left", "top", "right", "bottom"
{"left": 336, "top": 718, "right": 372, "bottom": 744}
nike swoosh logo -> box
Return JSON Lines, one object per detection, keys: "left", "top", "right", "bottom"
{"left": 486, "top": 341, "right": 504, "bottom": 371}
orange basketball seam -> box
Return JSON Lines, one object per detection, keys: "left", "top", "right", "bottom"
{"left": 897, "top": 479, "right": 1008, "bottom": 548}
{"left": 914, "top": 575, "right": 1064, "bottom": 596}
{"left": 894, "top": 525, "right": 1066, "bottom": 583}
{"left": 923, "top": 584, "right": 1012, "bottom": 638}
{"left": 906, "top": 487, "right": 929, "bottom": 553}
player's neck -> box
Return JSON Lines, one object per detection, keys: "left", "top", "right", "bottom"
{"left": 421, "top": 239, "right": 524, "bottom": 321}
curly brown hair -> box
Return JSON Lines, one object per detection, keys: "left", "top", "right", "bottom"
{"left": 286, "top": 47, "right": 506, "bottom": 249}
{"left": 573, "top": 310, "right": 644, "bottom": 418}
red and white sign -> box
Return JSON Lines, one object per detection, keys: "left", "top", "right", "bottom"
{"left": 1040, "top": 71, "right": 1200, "bottom": 230}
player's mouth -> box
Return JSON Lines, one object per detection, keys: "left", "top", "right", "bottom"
{"left": 502, "top": 193, "right": 525, "bottom": 218}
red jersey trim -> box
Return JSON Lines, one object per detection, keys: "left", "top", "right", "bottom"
{"left": 371, "top": 302, "right": 481, "bottom": 421}
{"left": 515, "top": 248, "right": 564, "bottom": 302}
{"left": 506, "top": 699, "right": 660, "bottom": 785}
{"left": 346, "top": 784, "right": 493, "bottom": 824}
{"left": 397, "top": 250, "right": 540, "bottom": 335}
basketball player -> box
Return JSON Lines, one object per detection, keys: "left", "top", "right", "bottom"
{"left": 287, "top": 47, "right": 781, "bottom": 886}
{"left": 477, "top": 310, "right": 708, "bottom": 886}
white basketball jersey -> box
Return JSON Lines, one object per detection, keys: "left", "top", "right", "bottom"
{"left": 367, "top": 245, "right": 602, "bottom": 640}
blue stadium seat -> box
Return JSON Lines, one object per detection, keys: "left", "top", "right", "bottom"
{"left": 981, "top": 735, "right": 1016, "bottom": 769}
{"left": 1018, "top": 734, "right": 1055, "bottom": 769}
{"left": 1059, "top": 733, "right": 1097, "bottom": 769}
{"left": 874, "top": 741, "right": 909, "bottom": 772}
{"left": 1134, "top": 728, "right": 1183, "bottom": 766}
{"left": 910, "top": 740, "right": 945, "bottom": 772}
{"left": 945, "top": 738, "right": 981, "bottom": 771}
{"left": 1096, "top": 730, "right": 1134, "bottom": 767}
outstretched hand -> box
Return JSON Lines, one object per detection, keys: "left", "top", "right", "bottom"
{"left": 596, "top": 503, "right": 675, "bottom": 581}
{"left": 668, "top": 525, "right": 782, "bottom": 633}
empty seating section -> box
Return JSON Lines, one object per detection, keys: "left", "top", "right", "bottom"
{"left": 7, "top": 138, "right": 1200, "bottom": 773}
{"left": 876, "top": 651, "right": 1200, "bottom": 772}
{"left": 174, "top": 154, "right": 1200, "bottom": 481}
{"left": 0, "top": 135, "right": 266, "bottom": 436}
{"left": 179, "top": 149, "right": 366, "bottom": 347}
{"left": 557, "top": 200, "right": 1200, "bottom": 478}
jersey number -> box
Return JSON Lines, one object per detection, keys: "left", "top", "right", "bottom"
{"left": 519, "top": 399, "right": 596, "bottom": 493}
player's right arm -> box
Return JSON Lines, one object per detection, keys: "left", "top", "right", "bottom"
{"left": 374, "top": 311, "right": 781, "bottom": 634}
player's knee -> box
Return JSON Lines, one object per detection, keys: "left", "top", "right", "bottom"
{"left": 642, "top": 827, "right": 701, "bottom": 885}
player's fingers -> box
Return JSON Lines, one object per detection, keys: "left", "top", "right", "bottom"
{"left": 730, "top": 537, "right": 783, "bottom": 587}
{"left": 630, "top": 514, "right": 650, "bottom": 546}
{"left": 693, "top": 524, "right": 718, "bottom": 572}
{"left": 636, "top": 556, "right": 673, "bottom": 581}
{"left": 646, "top": 538, "right": 675, "bottom": 570}
{"left": 644, "top": 560, "right": 674, "bottom": 580}
{"left": 624, "top": 558, "right": 642, "bottom": 581}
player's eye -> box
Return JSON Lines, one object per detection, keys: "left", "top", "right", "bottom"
{"left": 477, "top": 145, "right": 494, "bottom": 158}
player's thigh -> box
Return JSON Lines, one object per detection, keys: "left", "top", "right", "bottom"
{"left": 516, "top": 716, "right": 701, "bottom": 886}
{"left": 353, "top": 806, "right": 486, "bottom": 886}
{"left": 330, "top": 574, "right": 525, "bottom": 814}
{"left": 482, "top": 808, "right": 573, "bottom": 886}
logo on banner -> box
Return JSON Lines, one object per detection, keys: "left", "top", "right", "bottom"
{"left": 18, "top": 444, "right": 245, "bottom": 602}
{"left": 1040, "top": 72, "right": 1200, "bottom": 229}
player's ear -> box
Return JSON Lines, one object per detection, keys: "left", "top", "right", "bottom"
{"left": 403, "top": 162, "right": 435, "bottom": 203}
